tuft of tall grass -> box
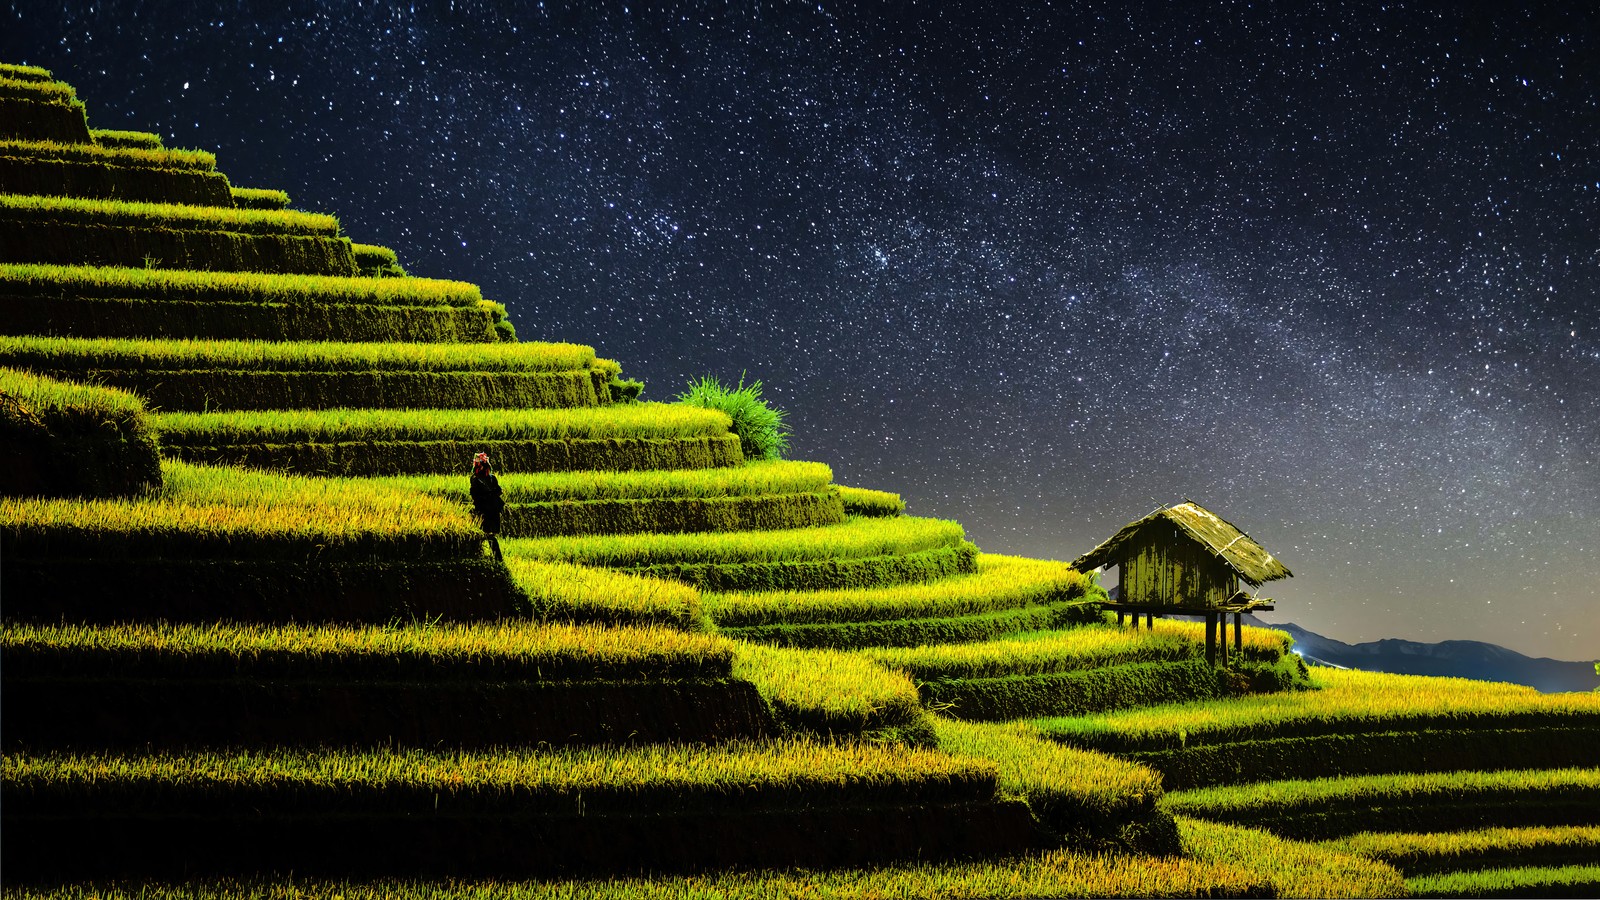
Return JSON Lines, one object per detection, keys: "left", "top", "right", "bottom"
{"left": 0, "top": 262, "right": 483, "bottom": 306}
{"left": 0, "top": 334, "right": 596, "bottom": 373}
{"left": 503, "top": 515, "right": 967, "bottom": 568}
{"left": 674, "top": 374, "right": 790, "bottom": 461}
{"left": 0, "top": 192, "right": 340, "bottom": 235}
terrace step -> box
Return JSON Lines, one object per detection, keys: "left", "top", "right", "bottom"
{"left": 505, "top": 515, "right": 979, "bottom": 592}
{"left": 0, "top": 194, "right": 359, "bottom": 276}
{"left": 0, "top": 82, "right": 91, "bottom": 143}
{"left": 0, "top": 335, "right": 614, "bottom": 410}
{"left": 710, "top": 554, "right": 1104, "bottom": 649}
{"left": 0, "top": 293, "right": 500, "bottom": 342}
{"left": 1162, "top": 767, "right": 1600, "bottom": 841}
{"left": 0, "top": 147, "right": 234, "bottom": 205}
{"left": 1, "top": 621, "right": 778, "bottom": 749}
{"left": 1322, "top": 825, "right": 1600, "bottom": 878}
{"left": 1035, "top": 668, "right": 1600, "bottom": 789}
{"left": 864, "top": 619, "right": 1306, "bottom": 719}
{"left": 0, "top": 742, "right": 1038, "bottom": 879}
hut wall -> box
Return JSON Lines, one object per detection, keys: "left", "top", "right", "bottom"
{"left": 1118, "top": 523, "right": 1238, "bottom": 608}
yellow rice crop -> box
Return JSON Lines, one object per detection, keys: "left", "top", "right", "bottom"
{"left": 707, "top": 554, "right": 1088, "bottom": 627}
{"left": 865, "top": 620, "right": 1198, "bottom": 680}
{"left": 0, "top": 334, "right": 596, "bottom": 372}
{"left": 1164, "top": 767, "right": 1600, "bottom": 818}
{"left": 1, "top": 620, "right": 735, "bottom": 674}
{"left": 0, "top": 138, "right": 217, "bottom": 170}
{"left": 933, "top": 717, "right": 1164, "bottom": 816}
{"left": 153, "top": 404, "right": 732, "bottom": 444}
{"left": 503, "top": 557, "right": 704, "bottom": 628}
{"left": 1040, "top": 668, "right": 1600, "bottom": 751}
{"left": 0, "top": 851, "right": 1280, "bottom": 899}
{"left": 0, "top": 192, "right": 341, "bottom": 235}
{"left": 504, "top": 515, "right": 967, "bottom": 567}
{"left": 732, "top": 644, "right": 922, "bottom": 730}
{"left": 0, "top": 263, "right": 483, "bottom": 306}
{"left": 367, "top": 460, "right": 833, "bottom": 502}
{"left": 1407, "top": 863, "right": 1600, "bottom": 898}
{"left": 1325, "top": 824, "right": 1600, "bottom": 871}
{"left": 3, "top": 739, "right": 990, "bottom": 799}
{"left": 1179, "top": 817, "right": 1409, "bottom": 899}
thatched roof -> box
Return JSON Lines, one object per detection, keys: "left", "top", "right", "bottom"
{"left": 1071, "top": 500, "right": 1292, "bottom": 587}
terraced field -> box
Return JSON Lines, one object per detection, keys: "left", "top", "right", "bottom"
{"left": 3, "top": 60, "right": 1593, "bottom": 898}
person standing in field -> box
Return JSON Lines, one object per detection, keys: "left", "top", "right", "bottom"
{"left": 470, "top": 451, "right": 504, "bottom": 562}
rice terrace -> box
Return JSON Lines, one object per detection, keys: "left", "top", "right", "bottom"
{"left": 2, "top": 56, "right": 1599, "bottom": 900}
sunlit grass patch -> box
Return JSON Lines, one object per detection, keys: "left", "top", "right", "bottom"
{"left": 1, "top": 619, "right": 737, "bottom": 682}
{"left": 1178, "top": 817, "right": 1408, "bottom": 899}
{"left": 1406, "top": 863, "right": 1600, "bottom": 899}
{"left": 1, "top": 460, "right": 478, "bottom": 560}
{"left": 864, "top": 619, "right": 1200, "bottom": 681}
{"left": 1325, "top": 825, "right": 1600, "bottom": 877}
{"left": 1036, "top": 667, "right": 1600, "bottom": 753}
{"left": 504, "top": 558, "right": 706, "bottom": 630}
{"left": 0, "top": 192, "right": 340, "bottom": 235}
{"left": 0, "top": 262, "right": 483, "bottom": 306}
{"left": 707, "top": 553, "right": 1089, "bottom": 628}
{"left": 0, "top": 334, "right": 596, "bottom": 373}
{"left": 372, "top": 460, "right": 833, "bottom": 503}
{"left": 504, "top": 515, "right": 967, "bottom": 568}
{"left": 154, "top": 404, "right": 731, "bottom": 445}
{"left": 733, "top": 644, "right": 925, "bottom": 739}
{"left": 837, "top": 484, "right": 905, "bottom": 516}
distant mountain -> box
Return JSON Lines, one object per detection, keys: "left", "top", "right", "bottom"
{"left": 1244, "top": 616, "right": 1599, "bottom": 693}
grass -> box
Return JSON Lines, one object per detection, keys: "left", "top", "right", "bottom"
{"left": 368, "top": 460, "right": 834, "bottom": 502}
{"left": 0, "top": 852, "right": 1280, "bottom": 899}
{"left": 504, "top": 558, "right": 706, "bottom": 630}
{"left": 732, "top": 644, "right": 926, "bottom": 738}
{"left": 865, "top": 622, "right": 1201, "bottom": 681}
{"left": 837, "top": 484, "right": 906, "bottom": 516}
{"left": 0, "top": 334, "right": 596, "bottom": 372}
{"left": 2, "top": 740, "right": 997, "bottom": 815}
{"left": 1, "top": 366, "right": 162, "bottom": 496}
{"left": 0, "top": 75, "right": 76, "bottom": 103}
{"left": 0, "top": 63, "right": 54, "bottom": 82}
{"left": 0, "top": 262, "right": 484, "bottom": 306}
{"left": 1178, "top": 817, "right": 1409, "bottom": 899}
{"left": 1325, "top": 825, "right": 1600, "bottom": 876}
{"left": 1162, "top": 767, "right": 1600, "bottom": 840}
{"left": 503, "top": 515, "right": 967, "bottom": 567}
{"left": 0, "top": 192, "right": 341, "bottom": 235}
{"left": 932, "top": 718, "right": 1165, "bottom": 835}
{"left": 231, "top": 187, "right": 291, "bottom": 209}
{"left": 1, "top": 460, "right": 479, "bottom": 560}
{"left": 675, "top": 373, "right": 790, "bottom": 461}
{"left": 1, "top": 620, "right": 737, "bottom": 682}
{"left": 1035, "top": 667, "right": 1600, "bottom": 753}
{"left": 154, "top": 404, "right": 732, "bottom": 445}
{"left": 0, "top": 137, "right": 215, "bottom": 170}
{"left": 1407, "top": 863, "right": 1600, "bottom": 898}
{"left": 91, "top": 128, "right": 164, "bottom": 149}
{"left": 706, "top": 554, "right": 1093, "bottom": 628}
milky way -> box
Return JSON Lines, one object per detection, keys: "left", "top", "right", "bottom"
{"left": 8, "top": 1, "right": 1596, "bottom": 659}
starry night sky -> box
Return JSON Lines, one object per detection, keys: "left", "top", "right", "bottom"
{"left": 8, "top": 1, "right": 1597, "bottom": 660}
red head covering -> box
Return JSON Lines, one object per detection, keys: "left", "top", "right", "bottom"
{"left": 472, "top": 452, "right": 490, "bottom": 475}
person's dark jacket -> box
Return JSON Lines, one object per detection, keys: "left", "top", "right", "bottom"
{"left": 470, "top": 472, "right": 504, "bottom": 531}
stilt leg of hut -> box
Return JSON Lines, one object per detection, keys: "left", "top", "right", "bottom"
{"left": 1146, "top": 612, "right": 1153, "bottom": 630}
{"left": 1205, "top": 613, "right": 1217, "bottom": 666}
{"left": 1117, "top": 611, "right": 1125, "bottom": 627}
{"left": 1234, "top": 613, "right": 1243, "bottom": 654}
{"left": 1220, "top": 618, "right": 1229, "bottom": 667}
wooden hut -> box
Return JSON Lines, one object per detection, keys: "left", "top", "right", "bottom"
{"left": 1071, "top": 500, "right": 1291, "bottom": 665}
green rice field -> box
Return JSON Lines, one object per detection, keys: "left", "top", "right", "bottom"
{"left": 154, "top": 404, "right": 732, "bottom": 444}
{"left": 0, "top": 192, "right": 341, "bottom": 235}
{"left": 0, "top": 334, "right": 596, "bottom": 372}
{"left": 0, "top": 262, "right": 485, "bottom": 306}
